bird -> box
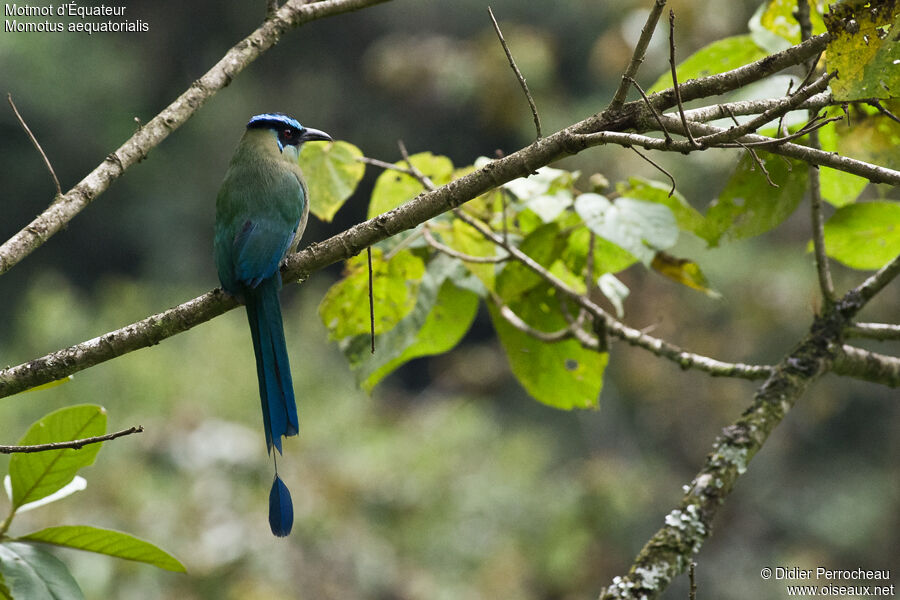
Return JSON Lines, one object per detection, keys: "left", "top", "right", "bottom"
{"left": 214, "top": 113, "right": 332, "bottom": 536}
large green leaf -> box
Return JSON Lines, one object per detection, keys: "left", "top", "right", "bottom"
{"left": 574, "top": 194, "right": 678, "bottom": 265}
{"left": 367, "top": 152, "right": 454, "bottom": 219}
{"left": 496, "top": 223, "right": 565, "bottom": 301}
{"left": 616, "top": 177, "right": 705, "bottom": 235}
{"left": 821, "top": 202, "right": 900, "bottom": 270}
{"left": 825, "top": 3, "right": 900, "bottom": 100}
{"left": 0, "top": 542, "right": 83, "bottom": 600}
{"left": 318, "top": 248, "right": 425, "bottom": 340}
{"left": 648, "top": 35, "right": 768, "bottom": 93}
{"left": 489, "top": 285, "right": 605, "bottom": 410}
{"left": 9, "top": 406, "right": 106, "bottom": 510}
{"left": 349, "top": 256, "right": 479, "bottom": 391}
{"left": 300, "top": 140, "right": 365, "bottom": 222}
{"left": 562, "top": 228, "right": 638, "bottom": 280}
{"left": 19, "top": 526, "right": 185, "bottom": 573}
{"left": 699, "top": 151, "right": 807, "bottom": 246}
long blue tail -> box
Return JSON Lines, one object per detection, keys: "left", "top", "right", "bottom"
{"left": 244, "top": 276, "right": 299, "bottom": 454}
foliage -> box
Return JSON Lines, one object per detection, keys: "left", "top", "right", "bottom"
{"left": 2, "top": 0, "right": 899, "bottom": 598}
{"left": 0, "top": 406, "right": 184, "bottom": 599}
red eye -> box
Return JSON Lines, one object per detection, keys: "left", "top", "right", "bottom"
{"left": 283, "top": 128, "right": 292, "bottom": 137}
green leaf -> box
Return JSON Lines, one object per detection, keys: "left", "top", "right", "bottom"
{"left": 817, "top": 108, "right": 869, "bottom": 207}
{"left": 318, "top": 248, "right": 425, "bottom": 340}
{"left": 351, "top": 256, "right": 479, "bottom": 391}
{"left": 648, "top": 35, "right": 768, "bottom": 93}
{"left": 504, "top": 166, "right": 579, "bottom": 223}
{"left": 368, "top": 152, "right": 453, "bottom": 219}
{"left": 827, "top": 103, "right": 900, "bottom": 175}
{"left": 758, "top": 0, "right": 826, "bottom": 45}
{"left": 825, "top": 3, "right": 900, "bottom": 100}
{"left": 496, "top": 223, "right": 565, "bottom": 301}
{"left": 489, "top": 285, "right": 606, "bottom": 410}
{"left": 301, "top": 140, "right": 365, "bottom": 222}
{"left": 440, "top": 218, "right": 500, "bottom": 292}
{"left": 574, "top": 194, "right": 678, "bottom": 265}
{"left": 616, "top": 177, "right": 706, "bottom": 235}
{"left": 562, "top": 228, "right": 638, "bottom": 279}
{"left": 0, "top": 542, "right": 83, "bottom": 600}
{"left": 18, "top": 526, "right": 185, "bottom": 573}
{"left": 9, "top": 406, "right": 106, "bottom": 510}
{"left": 699, "top": 151, "right": 807, "bottom": 246}
{"left": 821, "top": 202, "right": 900, "bottom": 270}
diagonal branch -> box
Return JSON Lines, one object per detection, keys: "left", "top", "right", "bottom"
{"left": 450, "top": 209, "right": 773, "bottom": 380}
{"left": 0, "top": 32, "right": 853, "bottom": 398}
{"left": 832, "top": 345, "right": 900, "bottom": 388}
{"left": 488, "top": 6, "right": 542, "bottom": 139}
{"left": 0, "top": 426, "right": 143, "bottom": 454}
{"left": 7, "top": 94, "right": 62, "bottom": 197}
{"left": 608, "top": 0, "right": 667, "bottom": 112}
{"left": 0, "top": 0, "right": 392, "bottom": 277}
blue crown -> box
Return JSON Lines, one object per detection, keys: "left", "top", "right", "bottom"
{"left": 247, "top": 113, "right": 302, "bottom": 130}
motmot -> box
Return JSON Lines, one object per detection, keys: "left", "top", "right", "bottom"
{"left": 214, "top": 113, "right": 332, "bottom": 536}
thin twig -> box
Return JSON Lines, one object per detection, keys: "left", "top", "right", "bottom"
{"left": 627, "top": 76, "right": 672, "bottom": 143}
{"left": 8, "top": 94, "right": 62, "bottom": 196}
{"left": 867, "top": 100, "right": 900, "bottom": 124}
{"left": 737, "top": 141, "right": 779, "bottom": 187}
{"left": 691, "top": 71, "right": 835, "bottom": 147}
{"left": 367, "top": 246, "right": 375, "bottom": 354}
{"left": 689, "top": 562, "right": 698, "bottom": 600}
{"left": 676, "top": 91, "right": 834, "bottom": 124}
{"left": 608, "top": 0, "right": 668, "bottom": 112}
{"left": 423, "top": 225, "right": 509, "bottom": 263}
{"left": 668, "top": 10, "right": 698, "bottom": 148}
{"left": 397, "top": 140, "right": 436, "bottom": 189}
{"left": 718, "top": 115, "right": 842, "bottom": 147}
{"left": 844, "top": 322, "right": 900, "bottom": 341}
{"left": 630, "top": 147, "right": 676, "bottom": 196}
{"left": 453, "top": 208, "right": 774, "bottom": 380}
{"left": 0, "top": 426, "right": 143, "bottom": 454}
{"left": 849, "top": 252, "right": 900, "bottom": 306}
{"left": 488, "top": 6, "right": 542, "bottom": 139}
{"left": 493, "top": 295, "right": 574, "bottom": 342}
{"left": 723, "top": 106, "right": 741, "bottom": 127}
{"left": 796, "top": 0, "right": 835, "bottom": 304}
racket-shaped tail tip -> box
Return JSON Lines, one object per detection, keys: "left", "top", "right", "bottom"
{"left": 268, "top": 474, "right": 294, "bottom": 537}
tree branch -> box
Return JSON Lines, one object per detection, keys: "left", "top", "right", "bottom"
{"left": 633, "top": 115, "right": 900, "bottom": 185}
{"left": 0, "top": 426, "right": 143, "bottom": 454}
{"left": 607, "top": 0, "right": 667, "bottom": 112}
{"left": 488, "top": 6, "right": 542, "bottom": 139}
{"left": 450, "top": 209, "right": 773, "bottom": 380}
{"left": 0, "top": 0, "right": 392, "bottom": 277}
{"left": 845, "top": 322, "right": 900, "bottom": 341}
{"left": 832, "top": 345, "right": 900, "bottom": 388}
{"left": 7, "top": 94, "right": 62, "bottom": 197}
{"left": 598, "top": 252, "right": 895, "bottom": 599}
{"left": 0, "top": 32, "right": 860, "bottom": 397}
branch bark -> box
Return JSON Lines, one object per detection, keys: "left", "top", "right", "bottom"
{"left": 598, "top": 266, "right": 894, "bottom": 599}
{"left": 0, "top": 32, "right": 865, "bottom": 398}
{"left": 0, "top": 0, "right": 392, "bottom": 276}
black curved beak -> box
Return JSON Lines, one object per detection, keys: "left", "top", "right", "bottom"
{"left": 299, "top": 127, "right": 333, "bottom": 143}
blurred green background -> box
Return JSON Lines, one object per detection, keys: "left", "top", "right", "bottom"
{"left": 1, "top": 1, "right": 897, "bottom": 598}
